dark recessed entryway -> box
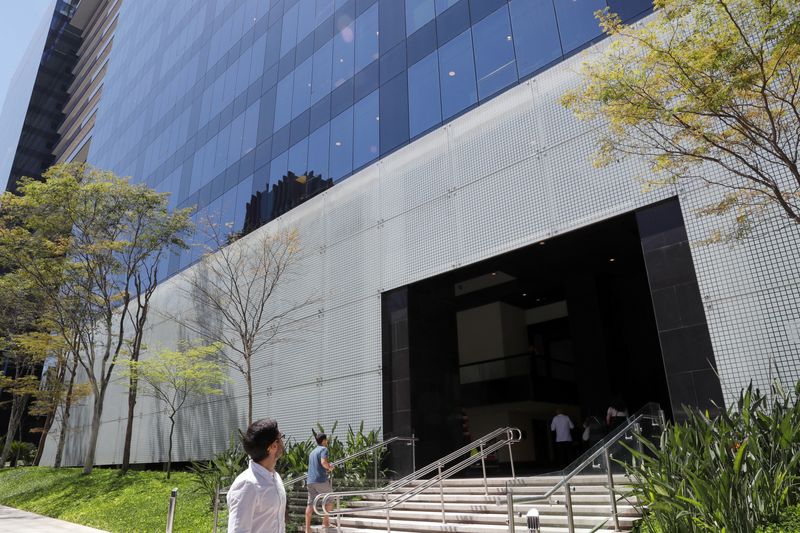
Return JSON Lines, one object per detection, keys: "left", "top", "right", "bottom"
{"left": 382, "top": 199, "right": 724, "bottom": 475}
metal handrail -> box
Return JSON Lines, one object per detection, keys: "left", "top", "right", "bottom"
{"left": 313, "top": 427, "right": 522, "bottom": 528}
{"left": 505, "top": 402, "right": 665, "bottom": 533}
{"left": 211, "top": 435, "right": 417, "bottom": 533}
{"left": 281, "top": 435, "right": 418, "bottom": 489}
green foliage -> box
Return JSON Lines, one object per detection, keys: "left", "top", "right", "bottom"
{"left": 0, "top": 467, "right": 211, "bottom": 532}
{"left": 563, "top": 0, "right": 800, "bottom": 241}
{"left": 757, "top": 505, "right": 800, "bottom": 533}
{"left": 8, "top": 441, "right": 36, "bottom": 467}
{"left": 278, "top": 436, "right": 314, "bottom": 484}
{"left": 625, "top": 381, "right": 800, "bottom": 532}
{"left": 188, "top": 437, "right": 247, "bottom": 510}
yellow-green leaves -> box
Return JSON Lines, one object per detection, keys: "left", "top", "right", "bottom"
{"left": 563, "top": 0, "right": 800, "bottom": 241}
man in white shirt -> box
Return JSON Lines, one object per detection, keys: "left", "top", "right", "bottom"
{"left": 227, "top": 418, "right": 287, "bottom": 533}
{"left": 550, "top": 408, "right": 575, "bottom": 468}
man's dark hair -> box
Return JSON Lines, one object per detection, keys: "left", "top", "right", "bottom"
{"left": 315, "top": 433, "right": 327, "bottom": 445}
{"left": 241, "top": 418, "right": 280, "bottom": 461}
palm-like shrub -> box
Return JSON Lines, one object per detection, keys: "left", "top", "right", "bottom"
{"left": 626, "top": 381, "right": 800, "bottom": 532}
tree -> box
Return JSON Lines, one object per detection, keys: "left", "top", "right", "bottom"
{"left": 173, "top": 221, "right": 313, "bottom": 425}
{"left": 123, "top": 342, "right": 226, "bottom": 478}
{"left": 562, "top": 0, "right": 800, "bottom": 242}
{"left": 0, "top": 163, "right": 193, "bottom": 474}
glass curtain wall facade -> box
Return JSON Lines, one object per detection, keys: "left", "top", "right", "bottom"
{"left": 88, "top": 0, "right": 652, "bottom": 276}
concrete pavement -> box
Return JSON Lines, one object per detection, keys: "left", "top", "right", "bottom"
{"left": 0, "top": 505, "right": 109, "bottom": 533}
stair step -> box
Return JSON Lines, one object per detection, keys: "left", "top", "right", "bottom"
{"left": 332, "top": 517, "right": 632, "bottom": 532}
{"left": 345, "top": 500, "right": 638, "bottom": 516}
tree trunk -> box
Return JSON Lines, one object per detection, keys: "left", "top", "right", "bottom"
{"left": 246, "top": 355, "right": 253, "bottom": 426}
{"left": 33, "top": 405, "right": 56, "bottom": 466}
{"left": 167, "top": 415, "right": 175, "bottom": 480}
{"left": 120, "top": 366, "right": 139, "bottom": 473}
{"left": 82, "top": 387, "right": 106, "bottom": 475}
{"left": 54, "top": 356, "right": 78, "bottom": 468}
{"left": 34, "top": 360, "right": 67, "bottom": 466}
{"left": 0, "top": 394, "right": 29, "bottom": 467}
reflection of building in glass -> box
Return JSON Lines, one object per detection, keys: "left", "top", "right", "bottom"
{"left": 244, "top": 170, "right": 333, "bottom": 234}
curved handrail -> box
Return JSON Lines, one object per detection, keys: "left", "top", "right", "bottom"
{"left": 313, "top": 427, "right": 522, "bottom": 517}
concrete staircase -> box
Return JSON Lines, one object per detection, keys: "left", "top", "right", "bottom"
{"left": 295, "top": 474, "right": 640, "bottom": 533}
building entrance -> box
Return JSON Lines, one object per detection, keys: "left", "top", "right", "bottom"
{"left": 382, "top": 200, "right": 723, "bottom": 475}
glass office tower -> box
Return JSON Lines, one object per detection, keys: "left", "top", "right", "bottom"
{"left": 88, "top": 0, "right": 652, "bottom": 276}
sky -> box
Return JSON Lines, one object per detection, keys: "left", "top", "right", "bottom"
{"left": 0, "top": 1, "right": 53, "bottom": 111}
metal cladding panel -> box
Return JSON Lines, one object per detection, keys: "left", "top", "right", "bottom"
{"left": 47, "top": 19, "right": 800, "bottom": 465}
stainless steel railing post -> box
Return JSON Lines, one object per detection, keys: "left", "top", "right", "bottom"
{"left": 212, "top": 485, "right": 219, "bottom": 533}
{"left": 336, "top": 494, "right": 341, "bottom": 532}
{"left": 480, "top": 442, "right": 488, "bottom": 496}
{"left": 604, "top": 448, "right": 620, "bottom": 531}
{"left": 506, "top": 483, "right": 515, "bottom": 533}
{"left": 411, "top": 433, "right": 416, "bottom": 472}
{"left": 165, "top": 488, "right": 177, "bottom": 533}
{"left": 374, "top": 448, "right": 378, "bottom": 487}
{"left": 385, "top": 492, "right": 391, "bottom": 533}
{"left": 507, "top": 430, "right": 516, "bottom": 479}
{"left": 564, "top": 483, "right": 574, "bottom": 533}
{"left": 438, "top": 463, "right": 446, "bottom": 524}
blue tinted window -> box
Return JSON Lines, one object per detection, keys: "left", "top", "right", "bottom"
{"left": 435, "top": 0, "right": 459, "bottom": 14}
{"left": 355, "top": 4, "right": 379, "bottom": 73}
{"left": 274, "top": 73, "right": 294, "bottom": 132}
{"left": 607, "top": 0, "right": 651, "bottom": 23}
{"left": 329, "top": 107, "right": 354, "bottom": 180}
{"left": 281, "top": 3, "right": 299, "bottom": 56}
{"left": 242, "top": 101, "right": 259, "bottom": 155}
{"left": 379, "top": 0, "right": 405, "bottom": 53}
{"left": 316, "top": 0, "right": 335, "bottom": 25}
{"left": 379, "top": 72, "right": 409, "bottom": 154}
{"left": 438, "top": 29, "right": 477, "bottom": 119}
{"left": 269, "top": 150, "right": 289, "bottom": 189}
{"left": 553, "top": 0, "right": 606, "bottom": 54}
{"left": 289, "top": 137, "right": 309, "bottom": 174}
{"left": 333, "top": 21, "right": 355, "bottom": 87}
{"left": 406, "top": 0, "right": 435, "bottom": 36}
{"left": 308, "top": 123, "right": 330, "bottom": 178}
{"left": 353, "top": 90, "right": 379, "bottom": 168}
{"left": 408, "top": 51, "right": 441, "bottom": 137}
{"left": 473, "top": 5, "right": 517, "bottom": 100}
{"left": 228, "top": 113, "right": 245, "bottom": 162}
{"left": 292, "top": 57, "right": 313, "bottom": 118}
{"left": 436, "top": 0, "right": 469, "bottom": 45}
{"left": 297, "top": 0, "right": 317, "bottom": 41}
{"left": 509, "top": 0, "right": 562, "bottom": 77}
{"left": 311, "top": 41, "right": 333, "bottom": 104}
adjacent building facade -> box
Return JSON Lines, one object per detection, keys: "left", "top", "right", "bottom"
{"left": 20, "top": 0, "right": 800, "bottom": 469}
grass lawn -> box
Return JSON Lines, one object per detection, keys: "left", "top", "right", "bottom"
{"left": 0, "top": 467, "right": 214, "bottom": 532}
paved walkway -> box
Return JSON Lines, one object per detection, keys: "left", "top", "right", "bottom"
{"left": 0, "top": 506, "right": 109, "bottom": 532}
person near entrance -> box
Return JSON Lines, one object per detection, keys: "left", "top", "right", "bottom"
{"left": 606, "top": 396, "right": 629, "bottom": 432}
{"left": 551, "top": 408, "right": 575, "bottom": 467}
{"left": 227, "top": 418, "right": 287, "bottom": 533}
{"left": 306, "top": 433, "right": 335, "bottom": 533}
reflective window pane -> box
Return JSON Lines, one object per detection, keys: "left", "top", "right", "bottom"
{"left": 308, "top": 123, "right": 330, "bottom": 179}
{"left": 355, "top": 3, "right": 379, "bottom": 73}
{"left": 553, "top": 0, "right": 606, "bottom": 54}
{"left": 311, "top": 41, "right": 333, "bottom": 104}
{"left": 406, "top": 0, "right": 435, "bottom": 36}
{"left": 333, "top": 21, "right": 355, "bottom": 87}
{"left": 281, "top": 3, "right": 299, "bottom": 56}
{"left": 297, "top": 0, "right": 317, "bottom": 41}
{"left": 435, "top": 0, "right": 459, "bottom": 15}
{"left": 289, "top": 137, "right": 309, "bottom": 175}
{"left": 274, "top": 73, "right": 294, "bottom": 132}
{"left": 473, "top": 5, "right": 517, "bottom": 100}
{"left": 408, "top": 51, "right": 441, "bottom": 137}
{"left": 353, "top": 90, "right": 379, "bottom": 169}
{"left": 509, "top": 0, "right": 562, "bottom": 77}
{"left": 292, "top": 57, "right": 313, "bottom": 119}
{"left": 438, "top": 29, "right": 477, "bottom": 119}
{"left": 329, "top": 107, "right": 353, "bottom": 180}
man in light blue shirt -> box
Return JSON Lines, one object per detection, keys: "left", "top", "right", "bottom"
{"left": 305, "top": 433, "right": 334, "bottom": 533}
